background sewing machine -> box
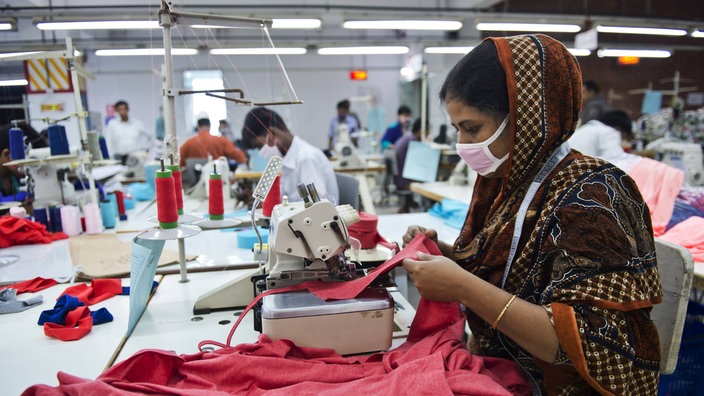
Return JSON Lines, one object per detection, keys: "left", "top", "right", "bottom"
{"left": 647, "top": 138, "right": 704, "bottom": 186}
{"left": 18, "top": 147, "right": 78, "bottom": 207}
{"left": 334, "top": 124, "right": 365, "bottom": 168}
{"left": 256, "top": 182, "right": 394, "bottom": 355}
{"left": 185, "top": 156, "right": 233, "bottom": 202}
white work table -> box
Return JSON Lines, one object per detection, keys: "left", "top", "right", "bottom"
{"left": 1, "top": 279, "right": 133, "bottom": 396}
{"left": 0, "top": 209, "right": 441, "bottom": 394}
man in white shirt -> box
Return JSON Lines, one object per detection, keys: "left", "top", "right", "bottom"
{"left": 241, "top": 107, "right": 339, "bottom": 204}
{"left": 568, "top": 109, "right": 632, "bottom": 159}
{"left": 104, "top": 100, "right": 154, "bottom": 162}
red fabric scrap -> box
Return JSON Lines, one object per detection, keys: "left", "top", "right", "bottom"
{"left": 1, "top": 277, "right": 57, "bottom": 294}
{"left": 0, "top": 215, "right": 68, "bottom": 248}
{"left": 42, "top": 306, "right": 93, "bottom": 341}
{"left": 59, "top": 279, "right": 123, "bottom": 306}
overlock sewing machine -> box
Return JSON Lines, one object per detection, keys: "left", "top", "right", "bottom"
{"left": 255, "top": 182, "right": 395, "bottom": 355}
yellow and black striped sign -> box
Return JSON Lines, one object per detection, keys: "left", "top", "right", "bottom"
{"left": 24, "top": 58, "right": 72, "bottom": 93}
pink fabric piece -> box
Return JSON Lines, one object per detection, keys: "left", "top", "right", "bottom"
{"left": 22, "top": 235, "right": 532, "bottom": 395}
{"left": 659, "top": 216, "right": 704, "bottom": 262}
{"left": 628, "top": 157, "right": 684, "bottom": 236}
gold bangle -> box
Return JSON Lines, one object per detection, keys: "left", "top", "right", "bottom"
{"left": 492, "top": 294, "right": 517, "bottom": 329}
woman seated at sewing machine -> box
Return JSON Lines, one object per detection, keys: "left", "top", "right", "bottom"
{"left": 402, "top": 35, "right": 662, "bottom": 394}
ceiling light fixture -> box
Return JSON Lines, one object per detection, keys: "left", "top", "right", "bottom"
{"left": 0, "top": 51, "right": 41, "bottom": 59}
{"left": 317, "top": 46, "right": 409, "bottom": 55}
{"left": 210, "top": 47, "right": 307, "bottom": 55}
{"left": 424, "top": 46, "right": 474, "bottom": 54}
{"left": 691, "top": 30, "right": 704, "bottom": 38}
{"left": 193, "top": 18, "right": 321, "bottom": 30}
{"left": 476, "top": 22, "right": 581, "bottom": 33}
{"left": 272, "top": 19, "right": 321, "bottom": 29}
{"left": 567, "top": 48, "right": 591, "bottom": 56}
{"left": 597, "top": 49, "right": 671, "bottom": 58}
{"left": 0, "top": 79, "right": 28, "bottom": 87}
{"left": 595, "top": 25, "right": 687, "bottom": 36}
{"left": 343, "top": 20, "right": 462, "bottom": 31}
{"left": 95, "top": 48, "right": 198, "bottom": 56}
{"left": 36, "top": 20, "right": 159, "bottom": 30}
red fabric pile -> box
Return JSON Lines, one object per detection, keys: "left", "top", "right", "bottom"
{"left": 0, "top": 215, "right": 68, "bottom": 248}
{"left": 22, "top": 235, "right": 532, "bottom": 395}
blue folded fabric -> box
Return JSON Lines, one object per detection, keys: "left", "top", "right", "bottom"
{"left": 38, "top": 294, "right": 115, "bottom": 326}
{"left": 122, "top": 281, "right": 159, "bottom": 295}
{"left": 427, "top": 198, "right": 469, "bottom": 230}
{"left": 428, "top": 198, "right": 469, "bottom": 219}
{"left": 37, "top": 294, "right": 84, "bottom": 325}
{"left": 129, "top": 183, "right": 155, "bottom": 201}
{"left": 90, "top": 307, "right": 114, "bottom": 325}
{"left": 667, "top": 198, "right": 704, "bottom": 230}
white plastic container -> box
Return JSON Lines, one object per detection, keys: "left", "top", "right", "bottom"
{"left": 261, "top": 287, "right": 394, "bottom": 356}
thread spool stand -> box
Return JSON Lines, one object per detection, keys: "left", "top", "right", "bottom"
{"left": 138, "top": 159, "right": 201, "bottom": 283}
{"left": 194, "top": 163, "right": 242, "bottom": 230}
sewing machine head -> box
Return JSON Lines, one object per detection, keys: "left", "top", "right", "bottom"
{"left": 265, "top": 182, "right": 360, "bottom": 289}
{"left": 334, "top": 124, "right": 364, "bottom": 168}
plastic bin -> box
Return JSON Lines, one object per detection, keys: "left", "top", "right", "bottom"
{"left": 658, "top": 300, "right": 704, "bottom": 396}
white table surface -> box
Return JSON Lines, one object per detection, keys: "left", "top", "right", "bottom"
{"left": 1, "top": 278, "right": 135, "bottom": 395}
{"left": 116, "top": 270, "right": 261, "bottom": 362}
{"left": 410, "top": 181, "right": 473, "bottom": 205}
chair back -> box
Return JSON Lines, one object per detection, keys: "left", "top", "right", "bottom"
{"left": 335, "top": 172, "right": 360, "bottom": 211}
{"left": 651, "top": 238, "right": 694, "bottom": 374}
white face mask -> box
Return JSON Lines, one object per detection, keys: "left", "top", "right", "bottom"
{"left": 258, "top": 143, "right": 282, "bottom": 160}
{"left": 455, "top": 115, "right": 510, "bottom": 176}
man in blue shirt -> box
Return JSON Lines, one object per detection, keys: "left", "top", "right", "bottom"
{"left": 380, "top": 105, "right": 412, "bottom": 150}
{"left": 328, "top": 99, "right": 359, "bottom": 151}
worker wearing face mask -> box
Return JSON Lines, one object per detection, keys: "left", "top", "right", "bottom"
{"left": 401, "top": 35, "right": 661, "bottom": 394}
{"left": 240, "top": 107, "right": 339, "bottom": 204}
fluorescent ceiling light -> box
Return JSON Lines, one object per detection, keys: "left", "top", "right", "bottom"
{"left": 690, "top": 30, "right": 704, "bottom": 38}
{"left": 596, "top": 25, "right": 687, "bottom": 36}
{"left": 317, "top": 46, "right": 409, "bottom": 55}
{"left": 597, "top": 49, "right": 671, "bottom": 58}
{"left": 95, "top": 48, "right": 197, "bottom": 56}
{"left": 272, "top": 19, "right": 321, "bottom": 29}
{"left": 0, "top": 51, "right": 41, "bottom": 58}
{"left": 424, "top": 46, "right": 474, "bottom": 54}
{"left": 210, "top": 47, "right": 307, "bottom": 55}
{"left": 476, "top": 22, "right": 581, "bottom": 33}
{"left": 567, "top": 48, "right": 591, "bottom": 56}
{"left": 343, "top": 20, "right": 462, "bottom": 31}
{"left": 0, "top": 23, "right": 13, "bottom": 30}
{"left": 193, "top": 18, "right": 320, "bottom": 30}
{"left": 36, "top": 20, "right": 159, "bottom": 30}
{"left": 0, "top": 79, "right": 28, "bottom": 87}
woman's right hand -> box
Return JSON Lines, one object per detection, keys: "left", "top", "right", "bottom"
{"left": 402, "top": 225, "right": 439, "bottom": 248}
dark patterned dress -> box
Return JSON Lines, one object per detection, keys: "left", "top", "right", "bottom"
{"left": 452, "top": 34, "right": 662, "bottom": 395}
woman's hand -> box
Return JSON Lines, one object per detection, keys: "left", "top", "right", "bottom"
{"left": 402, "top": 253, "right": 470, "bottom": 302}
{"left": 402, "top": 225, "right": 438, "bottom": 247}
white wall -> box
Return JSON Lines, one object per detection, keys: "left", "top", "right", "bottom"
{"left": 83, "top": 51, "right": 464, "bottom": 150}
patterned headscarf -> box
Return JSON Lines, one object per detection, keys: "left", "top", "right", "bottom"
{"left": 451, "top": 35, "right": 662, "bottom": 395}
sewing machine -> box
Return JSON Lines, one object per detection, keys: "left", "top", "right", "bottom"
{"left": 187, "top": 156, "right": 233, "bottom": 201}
{"left": 20, "top": 147, "right": 77, "bottom": 206}
{"left": 334, "top": 124, "right": 365, "bottom": 168}
{"left": 258, "top": 183, "right": 395, "bottom": 355}
{"left": 658, "top": 141, "right": 704, "bottom": 186}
